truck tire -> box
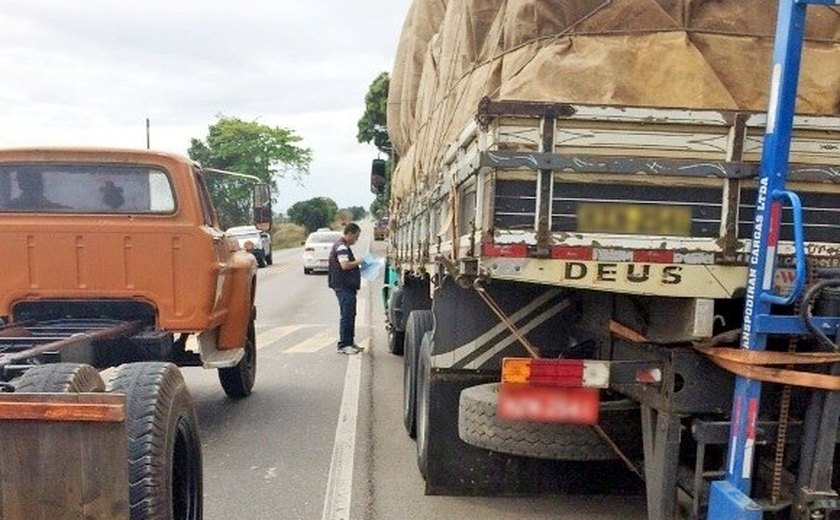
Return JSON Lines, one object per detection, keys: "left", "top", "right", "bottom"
{"left": 218, "top": 317, "right": 257, "bottom": 398}
{"left": 14, "top": 363, "right": 105, "bottom": 392}
{"left": 388, "top": 330, "right": 405, "bottom": 356}
{"left": 404, "top": 310, "right": 433, "bottom": 437}
{"left": 458, "top": 383, "right": 616, "bottom": 460}
{"left": 387, "top": 288, "right": 404, "bottom": 329}
{"left": 415, "top": 330, "right": 433, "bottom": 478}
{"left": 107, "top": 362, "right": 202, "bottom": 520}
{"left": 387, "top": 288, "right": 405, "bottom": 355}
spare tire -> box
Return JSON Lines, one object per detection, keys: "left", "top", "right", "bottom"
{"left": 458, "top": 383, "right": 617, "bottom": 461}
{"left": 107, "top": 362, "right": 202, "bottom": 520}
{"left": 14, "top": 363, "right": 105, "bottom": 393}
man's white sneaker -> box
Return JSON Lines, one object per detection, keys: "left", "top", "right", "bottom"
{"left": 338, "top": 345, "right": 361, "bottom": 355}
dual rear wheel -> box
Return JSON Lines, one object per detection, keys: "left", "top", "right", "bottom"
{"left": 14, "top": 362, "right": 202, "bottom": 520}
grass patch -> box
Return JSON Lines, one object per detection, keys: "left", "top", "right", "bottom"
{"left": 272, "top": 223, "right": 307, "bottom": 250}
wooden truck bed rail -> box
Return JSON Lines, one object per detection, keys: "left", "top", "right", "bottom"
{"left": 0, "top": 392, "right": 129, "bottom": 520}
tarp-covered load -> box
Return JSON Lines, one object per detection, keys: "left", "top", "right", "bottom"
{"left": 387, "top": 0, "right": 840, "bottom": 200}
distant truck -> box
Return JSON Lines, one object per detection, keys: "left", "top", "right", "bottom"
{"left": 374, "top": 217, "right": 389, "bottom": 241}
{"left": 381, "top": 1, "right": 840, "bottom": 519}
{"left": 0, "top": 148, "right": 270, "bottom": 519}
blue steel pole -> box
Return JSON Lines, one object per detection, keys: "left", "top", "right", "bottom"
{"left": 722, "top": 0, "right": 807, "bottom": 496}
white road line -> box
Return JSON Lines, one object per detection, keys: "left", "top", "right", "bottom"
{"left": 285, "top": 330, "right": 337, "bottom": 354}
{"left": 320, "top": 351, "right": 362, "bottom": 520}
{"left": 255, "top": 325, "right": 306, "bottom": 350}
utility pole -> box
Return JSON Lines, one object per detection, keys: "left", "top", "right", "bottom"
{"left": 146, "top": 118, "right": 150, "bottom": 149}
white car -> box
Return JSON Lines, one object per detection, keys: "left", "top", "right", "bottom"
{"left": 227, "top": 225, "right": 272, "bottom": 267}
{"left": 302, "top": 230, "right": 341, "bottom": 274}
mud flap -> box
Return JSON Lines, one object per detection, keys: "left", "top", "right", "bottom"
{"left": 424, "top": 370, "right": 641, "bottom": 496}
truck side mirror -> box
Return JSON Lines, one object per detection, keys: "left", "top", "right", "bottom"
{"left": 371, "top": 159, "right": 386, "bottom": 195}
{"left": 253, "top": 183, "right": 272, "bottom": 232}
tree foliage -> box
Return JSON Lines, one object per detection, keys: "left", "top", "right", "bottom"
{"left": 287, "top": 197, "right": 339, "bottom": 233}
{"left": 357, "top": 72, "right": 394, "bottom": 218}
{"left": 344, "top": 206, "right": 367, "bottom": 220}
{"left": 189, "top": 116, "right": 312, "bottom": 229}
{"left": 356, "top": 72, "right": 391, "bottom": 153}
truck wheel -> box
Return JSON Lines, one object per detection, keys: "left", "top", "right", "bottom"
{"left": 387, "top": 289, "right": 404, "bottom": 332}
{"left": 404, "top": 310, "right": 433, "bottom": 437}
{"left": 458, "top": 383, "right": 616, "bottom": 460}
{"left": 304, "top": 268, "right": 312, "bottom": 275}
{"left": 387, "top": 288, "right": 406, "bottom": 355}
{"left": 265, "top": 251, "right": 273, "bottom": 265}
{"left": 388, "top": 330, "right": 405, "bottom": 356}
{"left": 14, "top": 363, "right": 105, "bottom": 392}
{"left": 106, "top": 362, "right": 202, "bottom": 520}
{"left": 415, "top": 331, "right": 433, "bottom": 478}
{"left": 218, "top": 318, "right": 257, "bottom": 398}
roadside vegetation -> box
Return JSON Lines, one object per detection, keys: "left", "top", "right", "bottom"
{"left": 272, "top": 204, "right": 366, "bottom": 250}
{"left": 189, "top": 116, "right": 312, "bottom": 229}
{"left": 272, "top": 222, "right": 307, "bottom": 250}
{"left": 357, "top": 71, "right": 393, "bottom": 218}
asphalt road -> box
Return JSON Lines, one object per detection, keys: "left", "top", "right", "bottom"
{"left": 181, "top": 222, "right": 648, "bottom": 520}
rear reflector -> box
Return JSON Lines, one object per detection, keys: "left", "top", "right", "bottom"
{"left": 501, "top": 358, "right": 609, "bottom": 389}
{"left": 481, "top": 243, "right": 528, "bottom": 258}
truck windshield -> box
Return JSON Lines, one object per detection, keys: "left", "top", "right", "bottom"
{"left": 0, "top": 164, "right": 176, "bottom": 214}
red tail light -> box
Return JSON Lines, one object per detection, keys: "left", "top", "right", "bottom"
{"left": 501, "top": 358, "right": 609, "bottom": 388}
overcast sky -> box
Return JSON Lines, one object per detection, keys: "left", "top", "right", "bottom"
{"left": 0, "top": 0, "right": 412, "bottom": 213}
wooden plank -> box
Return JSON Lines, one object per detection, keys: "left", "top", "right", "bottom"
{"left": 0, "top": 394, "right": 124, "bottom": 423}
{"left": 80, "top": 420, "right": 130, "bottom": 519}
{"left": 0, "top": 394, "right": 128, "bottom": 520}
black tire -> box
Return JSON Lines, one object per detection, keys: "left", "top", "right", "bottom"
{"left": 106, "top": 362, "right": 202, "bottom": 520}
{"left": 458, "top": 383, "right": 617, "bottom": 460}
{"left": 304, "top": 268, "right": 312, "bottom": 275}
{"left": 415, "top": 331, "right": 433, "bottom": 479}
{"left": 256, "top": 254, "right": 267, "bottom": 268}
{"left": 387, "top": 288, "right": 405, "bottom": 331}
{"left": 14, "top": 363, "right": 105, "bottom": 392}
{"left": 387, "top": 288, "right": 406, "bottom": 355}
{"left": 388, "top": 330, "right": 405, "bottom": 356}
{"left": 265, "top": 251, "right": 273, "bottom": 265}
{"left": 404, "top": 310, "right": 433, "bottom": 437}
{"left": 218, "top": 317, "right": 257, "bottom": 398}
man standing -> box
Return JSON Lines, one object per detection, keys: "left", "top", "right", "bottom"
{"left": 329, "top": 223, "right": 363, "bottom": 355}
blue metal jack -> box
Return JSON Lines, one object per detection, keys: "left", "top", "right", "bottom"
{"left": 707, "top": 0, "right": 840, "bottom": 519}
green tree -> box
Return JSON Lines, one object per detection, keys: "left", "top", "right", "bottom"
{"left": 356, "top": 72, "right": 391, "bottom": 152}
{"left": 344, "top": 206, "right": 367, "bottom": 220}
{"left": 189, "top": 116, "right": 312, "bottom": 229}
{"left": 357, "top": 72, "right": 394, "bottom": 217}
{"left": 287, "top": 197, "right": 339, "bottom": 232}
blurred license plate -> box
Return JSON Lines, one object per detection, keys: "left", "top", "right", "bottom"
{"left": 498, "top": 384, "right": 599, "bottom": 424}
{"left": 577, "top": 203, "right": 692, "bottom": 236}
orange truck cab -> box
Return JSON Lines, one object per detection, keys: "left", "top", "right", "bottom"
{"left": 0, "top": 147, "right": 268, "bottom": 398}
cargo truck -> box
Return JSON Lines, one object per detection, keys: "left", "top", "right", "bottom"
{"left": 380, "top": 1, "right": 840, "bottom": 518}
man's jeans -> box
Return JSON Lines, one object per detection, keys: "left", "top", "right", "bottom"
{"left": 335, "top": 289, "right": 357, "bottom": 348}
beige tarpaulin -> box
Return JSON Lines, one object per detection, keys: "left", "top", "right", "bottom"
{"left": 387, "top": 0, "right": 840, "bottom": 201}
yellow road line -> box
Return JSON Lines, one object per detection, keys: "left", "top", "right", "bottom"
{"left": 256, "top": 324, "right": 306, "bottom": 350}
{"left": 285, "top": 330, "right": 337, "bottom": 354}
